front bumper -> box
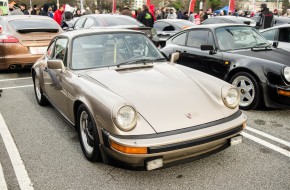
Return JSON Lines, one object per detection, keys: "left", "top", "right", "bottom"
{"left": 101, "top": 111, "right": 247, "bottom": 170}
{"left": 262, "top": 83, "right": 290, "bottom": 109}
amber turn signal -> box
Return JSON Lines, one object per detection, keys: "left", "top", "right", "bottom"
{"left": 110, "top": 140, "right": 148, "bottom": 154}
{"left": 278, "top": 90, "right": 290, "bottom": 97}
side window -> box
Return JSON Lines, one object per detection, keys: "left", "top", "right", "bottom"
{"left": 278, "top": 28, "right": 290, "bottom": 42}
{"left": 163, "top": 24, "right": 175, "bottom": 31}
{"left": 171, "top": 32, "right": 187, "bottom": 46}
{"left": 74, "top": 17, "right": 86, "bottom": 29}
{"left": 46, "top": 41, "right": 56, "bottom": 58}
{"left": 84, "top": 18, "right": 95, "bottom": 29}
{"left": 261, "top": 29, "right": 276, "bottom": 41}
{"left": 53, "top": 38, "right": 69, "bottom": 66}
{"left": 187, "top": 30, "right": 211, "bottom": 48}
{"left": 154, "top": 22, "right": 166, "bottom": 31}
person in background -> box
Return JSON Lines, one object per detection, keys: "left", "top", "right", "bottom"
{"left": 159, "top": 7, "right": 167, "bottom": 19}
{"left": 10, "top": 4, "right": 24, "bottom": 15}
{"left": 121, "top": 6, "right": 132, "bottom": 17}
{"left": 167, "top": 8, "right": 177, "bottom": 19}
{"left": 0, "top": 8, "right": 4, "bottom": 16}
{"left": 177, "top": 10, "right": 183, "bottom": 19}
{"left": 131, "top": 10, "right": 137, "bottom": 18}
{"left": 54, "top": 4, "right": 65, "bottom": 25}
{"left": 203, "top": 8, "right": 212, "bottom": 21}
{"left": 256, "top": 4, "right": 274, "bottom": 29}
{"left": 199, "top": 9, "right": 204, "bottom": 22}
{"left": 137, "top": 5, "right": 154, "bottom": 27}
{"left": 74, "top": 9, "right": 82, "bottom": 17}
{"left": 31, "top": 5, "right": 37, "bottom": 15}
{"left": 273, "top": 9, "right": 279, "bottom": 16}
{"left": 48, "top": 7, "right": 54, "bottom": 18}
{"left": 20, "top": 4, "right": 29, "bottom": 15}
{"left": 85, "top": 7, "right": 92, "bottom": 14}
{"left": 155, "top": 9, "right": 161, "bottom": 20}
{"left": 39, "top": 4, "right": 49, "bottom": 16}
{"left": 149, "top": 4, "right": 156, "bottom": 21}
{"left": 188, "top": 12, "right": 194, "bottom": 22}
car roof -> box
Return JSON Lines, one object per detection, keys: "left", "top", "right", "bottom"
{"left": 260, "top": 24, "right": 290, "bottom": 32}
{"left": 58, "top": 28, "right": 144, "bottom": 39}
{"left": 155, "top": 19, "right": 187, "bottom": 23}
{"left": 185, "top": 23, "right": 250, "bottom": 30}
{"left": 208, "top": 16, "right": 253, "bottom": 21}
{"left": 2, "top": 15, "right": 55, "bottom": 21}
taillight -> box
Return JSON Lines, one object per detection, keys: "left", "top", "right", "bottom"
{"left": 0, "top": 35, "right": 19, "bottom": 43}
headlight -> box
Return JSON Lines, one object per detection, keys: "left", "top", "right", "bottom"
{"left": 222, "top": 86, "right": 240, "bottom": 109}
{"left": 284, "top": 67, "right": 290, "bottom": 83}
{"left": 114, "top": 105, "right": 137, "bottom": 131}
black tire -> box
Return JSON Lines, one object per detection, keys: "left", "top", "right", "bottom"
{"left": 230, "top": 72, "right": 261, "bottom": 110}
{"left": 77, "top": 104, "right": 102, "bottom": 162}
{"left": 33, "top": 74, "right": 49, "bottom": 106}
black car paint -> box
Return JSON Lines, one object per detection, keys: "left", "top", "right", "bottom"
{"left": 160, "top": 25, "right": 290, "bottom": 109}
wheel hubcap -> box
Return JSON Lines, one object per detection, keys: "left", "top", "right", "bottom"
{"left": 80, "top": 111, "right": 94, "bottom": 154}
{"left": 34, "top": 76, "right": 42, "bottom": 100}
{"left": 232, "top": 76, "right": 255, "bottom": 107}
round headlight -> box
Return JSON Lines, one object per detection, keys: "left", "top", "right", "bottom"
{"left": 115, "top": 106, "right": 137, "bottom": 131}
{"left": 222, "top": 87, "right": 240, "bottom": 109}
{"left": 284, "top": 67, "right": 290, "bottom": 83}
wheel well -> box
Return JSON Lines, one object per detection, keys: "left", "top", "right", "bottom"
{"left": 226, "top": 68, "right": 261, "bottom": 84}
{"left": 73, "top": 100, "right": 83, "bottom": 125}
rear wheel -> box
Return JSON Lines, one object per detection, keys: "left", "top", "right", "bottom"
{"left": 33, "top": 74, "right": 48, "bottom": 106}
{"left": 77, "top": 104, "right": 102, "bottom": 162}
{"left": 230, "top": 72, "right": 261, "bottom": 110}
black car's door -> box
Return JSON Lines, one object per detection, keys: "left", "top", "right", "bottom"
{"left": 177, "top": 29, "right": 226, "bottom": 79}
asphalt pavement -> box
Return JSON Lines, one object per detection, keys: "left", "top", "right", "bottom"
{"left": 0, "top": 70, "right": 289, "bottom": 190}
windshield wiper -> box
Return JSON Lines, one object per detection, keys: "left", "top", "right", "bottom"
{"left": 117, "top": 59, "right": 151, "bottom": 67}
{"left": 251, "top": 43, "right": 272, "bottom": 50}
{"left": 151, "top": 58, "right": 167, "bottom": 62}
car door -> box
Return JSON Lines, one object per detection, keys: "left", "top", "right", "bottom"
{"left": 178, "top": 29, "right": 225, "bottom": 79}
{"left": 43, "top": 37, "right": 70, "bottom": 116}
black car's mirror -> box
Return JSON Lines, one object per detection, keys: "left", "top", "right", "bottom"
{"left": 47, "top": 59, "right": 64, "bottom": 70}
{"left": 273, "top": 41, "right": 279, "bottom": 48}
{"left": 201, "top": 44, "right": 214, "bottom": 51}
{"left": 170, "top": 52, "right": 180, "bottom": 63}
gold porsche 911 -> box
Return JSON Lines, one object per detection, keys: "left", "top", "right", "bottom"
{"left": 32, "top": 29, "right": 247, "bottom": 170}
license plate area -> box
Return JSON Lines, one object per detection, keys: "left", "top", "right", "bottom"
{"left": 29, "top": 47, "right": 47, "bottom": 55}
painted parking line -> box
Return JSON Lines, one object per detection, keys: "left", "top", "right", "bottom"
{"left": 0, "top": 77, "right": 31, "bottom": 82}
{"left": 242, "top": 132, "right": 290, "bottom": 158}
{"left": 0, "top": 113, "right": 34, "bottom": 190}
{"left": 0, "top": 163, "right": 8, "bottom": 190}
{"left": 0, "top": 85, "right": 34, "bottom": 90}
{"left": 246, "top": 127, "right": 290, "bottom": 148}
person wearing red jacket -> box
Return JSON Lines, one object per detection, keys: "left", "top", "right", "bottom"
{"left": 54, "top": 4, "right": 65, "bottom": 26}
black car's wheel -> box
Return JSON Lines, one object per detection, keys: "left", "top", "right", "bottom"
{"left": 33, "top": 74, "right": 49, "bottom": 106}
{"left": 230, "top": 72, "right": 261, "bottom": 110}
{"left": 77, "top": 104, "right": 102, "bottom": 162}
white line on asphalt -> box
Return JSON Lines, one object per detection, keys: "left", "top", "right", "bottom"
{"left": 0, "top": 113, "right": 34, "bottom": 190}
{"left": 0, "top": 85, "right": 33, "bottom": 90}
{"left": 242, "top": 132, "right": 290, "bottom": 158}
{"left": 0, "top": 77, "right": 31, "bottom": 82}
{"left": 0, "top": 163, "right": 8, "bottom": 190}
{"left": 246, "top": 127, "right": 290, "bottom": 148}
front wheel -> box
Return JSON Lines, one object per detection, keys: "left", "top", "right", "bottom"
{"left": 230, "top": 72, "right": 261, "bottom": 110}
{"left": 33, "top": 74, "right": 48, "bottom": 106}
{"left": 77, "top": 104, "right": 102, "bottom": 162}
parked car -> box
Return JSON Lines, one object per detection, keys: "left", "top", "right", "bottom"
{"left": 0, "top": 15, "right": 62, "bottom": 70}
{"left": 160, "top": 24, "right": 290, "bottom": 110}
{"left": 70, "top": 14, "right": 158, "bottom": 44}
{"left": 32, "top": 29, "right": 246, "bottom": 170}
{"left": 260, "top": 24, "right": 290, "bottom": 52}
{"left": 202, "top": 16, "right": 256, "bottom": 27}
{"left": 251, "top": 15, "right": 290, "bottom": 27}
{"left": 153, "top": 19, "right": 196, "bottom": 47}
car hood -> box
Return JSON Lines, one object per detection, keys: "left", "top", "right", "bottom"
{"left": 85, "top": 63, "right": 232, "bottom": 133}
{"left": 231, "top": 48, "right": 290, "bottom": 66}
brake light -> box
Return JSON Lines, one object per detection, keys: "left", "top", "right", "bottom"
{"left": 0, "top": 35, "right": 19, "bottom": 43}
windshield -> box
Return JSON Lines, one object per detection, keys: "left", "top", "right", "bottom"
{"left": 93, "top": 16, "right": 144, "bottom": 27}
{"left": 215, "top": 26, "right": 270, "bottom": 51}
{"left": 71, "top": 33, "right": 164, "bottom": 69}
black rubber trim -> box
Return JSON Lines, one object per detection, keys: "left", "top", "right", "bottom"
{"left": 102, "top": 129, "right": 110, "bottom": 148}
{"left": 111, "top": 110, "right": 242, "bottom": 139}
{"left": 148, "top": 125, "right": 243, "bottom": 154}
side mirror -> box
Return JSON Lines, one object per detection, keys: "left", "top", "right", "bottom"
{"left": 47, "top": 59, "right": 64, "bottom": 70}
{"left": 201, "top": 44, "right": 214, "bottom": 51}
{"left": 272, "top": 41, "right": 279, "bottom": 48}
{"left": 170, "top": 52, "right": 180, "bottom": 63}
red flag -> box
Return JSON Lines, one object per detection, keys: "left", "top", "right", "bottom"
{"left": 229, "top": 0, "right": 235, "bottom": 13}
{"left": 189, "top": 0, "right": 196, "bottom": 13}
{"left": 112, "top": 0, "right": 116, "bottom": 14}
{"left": 147, "top": 0, "right": 151, "bottom": 6}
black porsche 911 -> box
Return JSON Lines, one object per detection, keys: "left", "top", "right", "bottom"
{"left": 160, "top": 24, "right": 290, "bottom": 110}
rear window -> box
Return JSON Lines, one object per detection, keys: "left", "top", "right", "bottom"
{"left": 8, "top": 19, "right": 59, "bottom": 32}
{"left": 94, "top": 16, "right": 144, "bottom": 27}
